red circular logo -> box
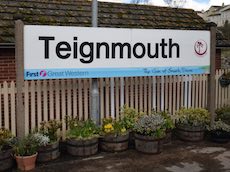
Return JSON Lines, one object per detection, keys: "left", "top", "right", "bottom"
{"left": 194, "top": 40, "right": 207, "bottom": 56}
{"left": 40, "top": 70, "right": 47, "bottom": 77}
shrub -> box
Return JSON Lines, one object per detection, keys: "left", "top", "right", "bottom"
{"left": 66, "top": 117, "right": 99, "bottom": 140}
{"left": 175, "top": 108, "right": 210, "bottom": 127}
{"left": 101, "top": 117, "right": 127, "bottom": 136}
{"left": 215, "top": 105, "right": 230, "bottom": 125}
{"left": 39, "top": 119, "right": 62, "bottom": 143}
{"left": 0, "top": 128, "right": 13, "bottom": 151}
{"left": 152, "top": 110, "right": 175, "bottom": 131}
{"left": 134, "top": 114, "right": 166, "bottom": 138}
{"left": 14, "top": 133, "right": 49, "bottom": 156}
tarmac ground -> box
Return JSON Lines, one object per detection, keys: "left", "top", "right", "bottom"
{"left": 32, "top": 140, "right": 230, "bottom": 172}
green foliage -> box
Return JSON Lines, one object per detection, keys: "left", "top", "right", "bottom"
{"left": 102, "top": 117, "right": 128, "bottom": 136}
{"left": 14, "top": 133, "right": 49, "bottom": 156}
{"left": 207, "top": 120, "right": 230, "bottom": 132}
{"left": 176, "top": 108, "right": 210, "bottom": 127}
{"left": 39, "top": 120, "right": 62, "bottom": 143}
{"left": 66, "top": 117, "right": 99, "bottom": 140}
{"left": 215, "top": 105, "right": 230, "bottom": 125}
{"left": 120, "top": 105, "right": 141, "bottom": 130}
{"left": 152, "top": 110, "right": 175, "bottom": 131}
{"left": 0, "top": 128, "right": 13, "bottom": 151}
{"left": 134, "top": 114, "right": 166, "bottom": 138}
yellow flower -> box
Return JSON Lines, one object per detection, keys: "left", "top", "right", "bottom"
{"left": 121, "top": 128, "right": 126, "bottom": 133}
{"left": 104, "top": 123, "right": 113, "bottom": 129}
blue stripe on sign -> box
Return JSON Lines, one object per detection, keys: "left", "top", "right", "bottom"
{"left": 24, "top": 66, "right": 210, "bottom": 80}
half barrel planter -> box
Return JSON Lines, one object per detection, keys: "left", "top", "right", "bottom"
{"left": 134, "top": 133, "right": 164, "bottom": 154}
{"left": 100, "top": 133, "right": 129, "bottom": 152}
{"left": 209, "top": 130, "right": 229, "bottom": 143}
{"left": 37, "top": 141, "right": 60, "bottom": 163}
{"left": 176, "top": 124, "right": 205, "bottom": 142}
{"left": 66, "top": 138, "right": 98, "bottom": 156}
{"left": 0, "top": 148, "right": 14, "bottom": 171}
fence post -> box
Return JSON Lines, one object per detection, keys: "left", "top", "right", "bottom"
{"left": 207, "top": 22, "right": 216, "bottom": 127}
{"left": 15, "top": 20, "right": 25, "bottom": 139}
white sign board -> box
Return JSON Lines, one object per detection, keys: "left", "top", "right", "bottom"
{"left": 24, "top": 25, "right": 210, "bottom": 80}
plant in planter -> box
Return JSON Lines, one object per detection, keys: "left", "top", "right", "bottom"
{"left": 0, "top": 128, "right": 14, "bottom": 171}
{"left": 14, "top": 133, "right": 49, "bottom": 171}
{"left": 133, "top": 114, "right": 166, "bottom": 154}
{"left": 215, "top": 105, "right": 230, "bottom": 125}
{"left": 175, "top": 108, "right": 210, "bottom": 142}
{"left": 152, "top": 110, "right": 175, "bottom": 144}
{"left": 66, "top": 117, "right": 100, "bottom": 156}
{"left": 219, "top": 71, "right": 230, "bottom": 87}
{"left": 100, "top": 117, "right": 129, "bottom": 152}
{"left": 120, "top": 105, "right": 142, "bottom": 148}
{"left": 37, "top": 119, "right": 62, "bottom": 162}
{"left": 207, "top": 120, "right": 230, "bottom": 143}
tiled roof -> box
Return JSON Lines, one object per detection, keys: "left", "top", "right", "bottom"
{"left": 0, "top": 0, "right": 208, "bottom": 44}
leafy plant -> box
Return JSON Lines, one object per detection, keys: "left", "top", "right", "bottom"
{"left": 120, "top": 105, "right": 141, "bottom": 130}
{"left": 152, "top": 110, "right": 175, "bottom": 131}
{"left": 133, "top": 114, "right": 166, "bottom": 138}
{"left": 39, "top": 119, "right": 62, "bottom": 143}
{"left": 0, "top": 128, "right": 13, "bottom": 151}
{"left": 101, "top": 117, "right": 127, "bottom": 136}
{"left": 175, "top": 108, "right": 210, "bottom": 127}
{"left": 14, "top": 133, "right": 49, "bottom": 156}
{"left": 66, "top": 117, "right": 99, "bottom": 140}
{"left": 215, "top": 105, "right": 230, "bottom": 125}
{"left": 207, "top": 120, "right": 230, "bottom": 132}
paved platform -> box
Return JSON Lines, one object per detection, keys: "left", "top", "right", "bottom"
{"left": 32, "top": 140, "right": 230, "bottom": 172}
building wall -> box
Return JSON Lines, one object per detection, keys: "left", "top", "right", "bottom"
{"left": 0, "top": 48, "right": 16, "bottom": 82}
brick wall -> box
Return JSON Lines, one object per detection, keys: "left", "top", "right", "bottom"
{"left": 216, "top": 49, "right": 221, "bottom": 69}
{"left": 0, "top": 48, "right": 16, "bottom": 82}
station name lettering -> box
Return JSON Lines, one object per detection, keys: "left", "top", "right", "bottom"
{"left": 38, "top": 36, "right": 180, "bottom": 64}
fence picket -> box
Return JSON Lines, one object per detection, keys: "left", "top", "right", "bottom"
{"left": 110, "top": 78, "right": 115, "bottom": 119}
{"left": 24, "top": 81, "right": 29, "bottom": 134}
{"left": 78, "top": 79, "right": 83, "bottom": 120}
{"left": 49, "top": 80, "right": 54, "bottom": 120}
{"left": 55, "top": 80, "right": 61, "bottom": 121}
{"left": 30, "top": 80, "right": 36, "bottom": 129}
{"left": 99, "top": 78, "right": 104, "bottom": 120}
{"left": 9, "top": 82, "right": 16, "bottom": 135}
{"left": 84, "top": 79, "right": 89, "bottom": 120}
{"left": 37, "top": 80, "right": 42, "bottom": 128}
{"left": 3, "top": 82, "right": 9, "bottom": 129}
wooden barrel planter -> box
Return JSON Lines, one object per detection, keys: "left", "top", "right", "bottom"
{"left": 0, "top": 148, "right": 14, "bottom": 171}
{"left": 37, "top": 141, "right": 60, "bottom": 162}
{"left": 100, "top": 133, "right": 129, "bottom": 152}
{"left": 134, "top": 133, "right": 164, "bottom": 154}
{"left": 176, "top": 124, "right": 205, "bottom": 142}
{"left": 209, "top": 130, "right": 229, "bottom": 143}
{"left": 66, "top": 138, "right": 98, "bottom": 156}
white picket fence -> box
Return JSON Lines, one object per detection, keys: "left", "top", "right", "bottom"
{"left": 0, "top": 69, "right": 229, "bottom": 136}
